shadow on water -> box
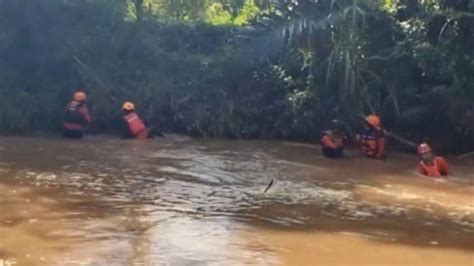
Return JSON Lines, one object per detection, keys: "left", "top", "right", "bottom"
{"left": 0, "top": 136, "right": 473, "bottom": 265}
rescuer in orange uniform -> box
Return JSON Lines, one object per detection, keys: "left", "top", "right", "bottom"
{"left": 359, "top": 114, "right": 386, "bottom": 159}
{"left": 121, "top": 101, "right": 152, "bottom": 139}
{"left": 416, "top": 143, "right": 449, "bottom": 177}
{"left": 321, "top": 119, "right": 346, "bottom": 158}
{"left": 63, "top": 91, "right": 92, "bottom": 139}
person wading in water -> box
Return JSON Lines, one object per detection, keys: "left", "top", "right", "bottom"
{"left": 121, "top": 101, "right": 159, "bottom": 139}
{"left": 358, "top": 114, "right": 386, "bottom": 159}
{"left": 416, "top": 143, "right": 450, "bottom": 177}
{"left": 63, "top": 91, "right": 92, "bottom": 139}
{"left": 320, "top": 119, "right": 346, "bottom": 158}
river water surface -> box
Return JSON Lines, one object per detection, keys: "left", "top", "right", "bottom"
{"left": 0, "top": 136, "right": 473, "bottom": 265}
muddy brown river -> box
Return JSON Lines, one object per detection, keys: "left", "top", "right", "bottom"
{"left": 0, "top": 136, "right": 473, "bottom": 265}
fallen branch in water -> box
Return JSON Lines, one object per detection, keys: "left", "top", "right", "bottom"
{"left": 458, "top": 151, "right": 474, "bottom": 159}
{"left": 264, "top": 178, "right": 274, "bottom": 193}
{"left": 388, "top": 132, "right": 417, "bottom": 148}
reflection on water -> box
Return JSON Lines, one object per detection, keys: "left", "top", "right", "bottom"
{"left": 0, "top": 136, "right": 473, "bottom": 265}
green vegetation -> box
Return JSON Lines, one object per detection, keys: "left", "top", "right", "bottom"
{"left": 0, "top": 0, "right": 473, "bottom": 151}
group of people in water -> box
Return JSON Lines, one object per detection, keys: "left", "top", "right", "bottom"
{"left": 320, "top": 115, "right": 450, "bottom": 178}
{"left": 62, "top": 90, "right": 449, "bottom": 179}
{"left": 63, "top": 90, "right": 154, "bottom": 140}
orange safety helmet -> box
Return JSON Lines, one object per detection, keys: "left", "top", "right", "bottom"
{"left": 122, "top": 101, "right": 135, "bottom": 111}
{"left": 365, "top": 115, "right": 381, "bottom": 128}
{"left": 73, "top": 91, "right": 87, "bottom": 102}
{"left": 417, "top": 143, "right": 432, "bottom": 155}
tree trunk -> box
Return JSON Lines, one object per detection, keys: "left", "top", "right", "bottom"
{"left": 134, "top": 0, "right": 144, "bottom": 22}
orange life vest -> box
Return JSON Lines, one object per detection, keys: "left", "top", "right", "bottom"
{"left": 64, "top": 101, "right": 83, "bottom": 124}
{"left": 64, "top": 101, "right": 91, "bottom": 130}
{"left": 361, "top": 128, "right": 385, "bottom": 158}
{"left": 419, "top": 159, "right": 441, "bottom": 177}
{"left": 361, "top": 134, "right": 378, "bottom": 156}
{"left": 124, "top": 112, "right": 147, "bottom": 139}
{"left": 321, "top": 131, "right": 343, "bottom": 149}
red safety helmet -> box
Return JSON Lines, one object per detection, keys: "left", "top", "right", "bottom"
{"left": 365, "top": 115, "right": 381, "bottom": 128}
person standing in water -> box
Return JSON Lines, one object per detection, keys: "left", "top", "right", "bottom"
{"left": 359, "top": 114, "right": 386, "bottom": 159}
{"left": 63, "top": 91, "right": 92, "bottom": 139}
{"left": 416, "top": 143, "right": 449, "bottom": 177}
{"left": 320, "top": 119, "right": 346, "bottom": 158}
{"left": 121, "top": 101, "right": 154, "bottom": 139}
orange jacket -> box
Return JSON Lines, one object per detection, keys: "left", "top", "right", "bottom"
{"left": 321, "top": 131, "right": 344, "bottom": 150}
{"left": 63, "top": 101, "right": 91, "bottom": 130}
{"left": 361, "top": 128, "right": 386, "bottom": 159}
{"left": 123, "top": 112, "right": 148, "bottom": 139}
{"left": 417, "top": 156, "right": 449, "bottom": 177}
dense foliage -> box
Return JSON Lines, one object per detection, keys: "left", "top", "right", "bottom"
{"left": 0, "top": 0, "right": 473, "bottom": 151}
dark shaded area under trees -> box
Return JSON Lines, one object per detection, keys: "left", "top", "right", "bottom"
{"left": 0, "top": 0, "right": 473, "bottom": 152}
